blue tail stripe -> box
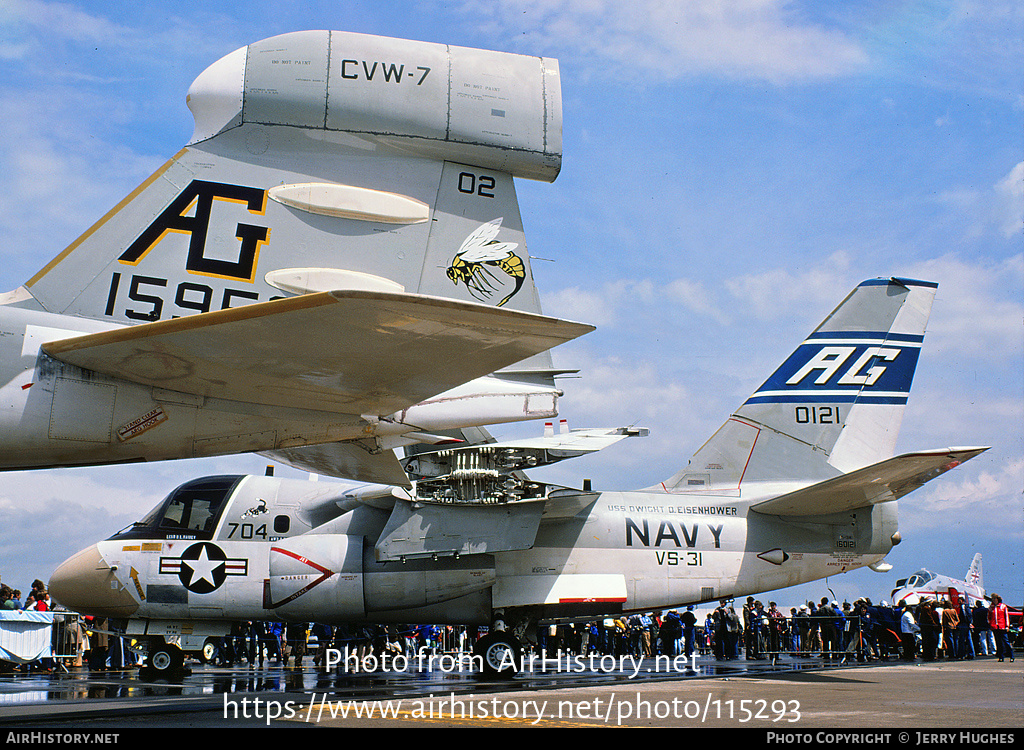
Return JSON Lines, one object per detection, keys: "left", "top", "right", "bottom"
{"left": 808, "top": 331, "right": 924, "bottom": 343}
{"left": 750, "top": 342, "right": 922, "bottom": 399}
{"left": 743, "top": 394, "right": 910, "bottom": 405}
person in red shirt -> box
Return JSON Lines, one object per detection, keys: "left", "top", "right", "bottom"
{"left": 988, "top": 594, "right": 1014, "bottom": 662}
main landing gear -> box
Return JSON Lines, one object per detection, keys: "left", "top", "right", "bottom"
{"left": 472, "top": 631, "right": 523, "bottom": 678}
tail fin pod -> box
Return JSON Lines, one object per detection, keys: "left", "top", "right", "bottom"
{"left": 22, "top": 31, "right": 561, "bottom": 336}
{"left": 661, "top": 278, "right": 937, "bottom": 492}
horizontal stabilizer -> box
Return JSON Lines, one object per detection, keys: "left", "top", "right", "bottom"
{"left": 41, "top": 290, "right": 593, "bottom": 416}
{"left": 749, "top": 447, "right": 989, "bottom": 516}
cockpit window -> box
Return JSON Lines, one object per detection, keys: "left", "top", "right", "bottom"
{"left": 159, "top": 495, "right": 217, "bottom": 533}
{"left": 905, "top": 570, "right": 935, "bottom": 588}
{"left": 111, "top": 476, "right": 243, "bottom": 541}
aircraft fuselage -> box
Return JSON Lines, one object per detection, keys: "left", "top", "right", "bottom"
{"left": 50, "top": 475, "right": 897, "bottom": 629}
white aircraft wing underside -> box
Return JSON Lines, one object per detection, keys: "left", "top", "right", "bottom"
{"left": 41, "top": 290, "right": 593, "bottom": 416}
{"left": 749, "top": 446, "right": 989, "bottom": 517}
{"left": 263, "top": 442, "right": 411, "bottom": 487}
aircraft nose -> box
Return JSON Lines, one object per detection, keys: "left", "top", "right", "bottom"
{"left": 49, "top": 544, "right": 140, "bottom": 618}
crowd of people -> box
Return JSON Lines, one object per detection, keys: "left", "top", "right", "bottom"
{"left": 699, "top": 597, "right": 861, "bottom": 661}
{"left": 699, "top": 594, "right": 1018, "bottom": 664}
{"left": 201, "top": 595, "right": 1018, "bottom": 670}
{"left": 1, "top": 585, "right": 1017, "bottom": 673}
{"left": 896, "top": 593, "right": 1016, "bottom": 663}
{"left": 1, "top": 579, "right": 52, "bottom": 613}
{"left": 0, "top": 578, "right": 57, "bottom": 673}
{"left": 203, "top": 616, "right": 703, "bottom": 668}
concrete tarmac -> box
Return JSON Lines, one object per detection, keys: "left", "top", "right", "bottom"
{"left": 278, "top": 658, "right": 1022, "bottom": 729}
{"left": 354, "top": 659, "right": 1021, "bottom": 729}
{"left": 0, "top": 654, "right": 1019, "bottom": 730}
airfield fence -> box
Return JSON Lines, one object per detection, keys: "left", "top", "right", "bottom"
{"left": 0, "top": 610, "right": 84, "bottom": 672}
{"left": 51, "top": 611, "right": 87, "bottom": 666}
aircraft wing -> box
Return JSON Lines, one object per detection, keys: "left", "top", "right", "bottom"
{"left": 402, "top": 425, "right": 648, "bottom": 479}
{"left": 263, "top": 442, "right": 411, "bottom": 487}
{"left": 749, "top": 447, "right": 989, "bottom": 517}
{"left": 314, "top": 424, "right": 642, "bottom": 558}
{"left": 41, "top": 290, "right": 594, "bottom": 416}
{"left": 262, "top": 430, "right": 468, "bottom": 486}
{"left": 489, "top": 425, "right": 649, "bottom": 458}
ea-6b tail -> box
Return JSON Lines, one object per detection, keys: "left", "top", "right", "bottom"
{"left": 0, "top": 31, "right": 584, "bottom": 483}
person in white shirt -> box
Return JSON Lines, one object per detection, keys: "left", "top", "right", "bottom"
{"left": 899, "top": 602, "right": 921, "bottom": 661}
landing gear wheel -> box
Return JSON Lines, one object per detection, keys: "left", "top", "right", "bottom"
{"left": 199, "top": 638, "right": 218, "bottom": 664}
{"left": 473, "top": 632, "right": 522, "bottom": 678}
{"left": 145, "top": 640, "right": 184, "bottom": 676}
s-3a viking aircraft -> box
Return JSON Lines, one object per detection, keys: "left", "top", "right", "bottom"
{"left": 50, "top": 278, "right": 987, "bottom": 677}
{"left": 0, "top": 31, "right": 585, "bottom": 485}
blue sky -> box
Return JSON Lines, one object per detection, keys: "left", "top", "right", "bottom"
{"left": 0, "top": 0, "right": 1021, "bottom": 611}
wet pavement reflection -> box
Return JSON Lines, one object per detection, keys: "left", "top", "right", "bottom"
{"left": 0, "top": 651, "right": 866, "bottom": 715}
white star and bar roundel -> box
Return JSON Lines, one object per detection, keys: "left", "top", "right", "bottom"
{"left": 159, "top": 542, "right": 248, "bottom": 594}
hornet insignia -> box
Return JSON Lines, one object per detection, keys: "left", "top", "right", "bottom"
{"left": 446, "top": 218, "right": 526, "bottom": 307}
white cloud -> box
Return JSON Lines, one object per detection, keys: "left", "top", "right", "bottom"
{"left": 2, "top": 0, "right": 133, "bottom": 48}
{"left": 534, "top": 347, "right": 729, "bottom": 491}
{"left": 722, "top": 253, "right": 854, "bottom": 321}
{"left": 935, "top": 161, "right": 1024, "bottom": 242}
{"left": 544, "top": 277, "right": 725, "bottom": 327}
{"left": 0, "top": 470, "right": 163, "bottom": 518}
{"left": 463, "top": 0, "right": 868, "bottom": 83}
{"left": 543, "top": 281, "right": 641, "bottom": 327}
{"left": 899, "top": 455, "right": 1024, "bottom": 537}
{"left": 0, "top": 90, "right": 164, "bottom": 286}
{"left": 665, "top": 278, "right": 731, "bottom": 325}
{"left": 545, "top": 254, "right": 855, "bottom": 333}
{"left": 994, "top": 161, "right": 1024, "bottom": 238}
{"left": 1, "top": 0, "right": 241, "bottom": 71}
{"left": 0, "top": 469, "right": 163, "bottom": 592}
{"left": 906, "top": 253, "right": 1024, "bottom": 359}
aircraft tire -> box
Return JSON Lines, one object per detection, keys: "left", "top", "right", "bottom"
{"left": 146, "top": 640, "right": 184, "bottom": 675}
{"left": 199, "top": 638, "right": 218, "bottom": 664}
{"left": 473, "top": 632, "right": 522, "bottom": 678}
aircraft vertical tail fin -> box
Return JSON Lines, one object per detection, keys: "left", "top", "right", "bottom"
{"left": 966, "top": 553, "right": 983, "bottom": 591}
{"left": 659, "top": 278, "right": 937, "bottom": 492}
{"left": 18, "top": 30, "right": 562, "bottom": 368}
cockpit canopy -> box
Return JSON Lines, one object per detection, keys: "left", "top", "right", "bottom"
{"left": 110, "top": 476, "right": 243, "bottom": 541}
{"left": 895, "top": 569, "right": 937, "bottom": 590}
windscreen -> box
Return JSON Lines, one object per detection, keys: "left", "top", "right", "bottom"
{"left": 109, "top": 476, "right": 243, "bottom": 541}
